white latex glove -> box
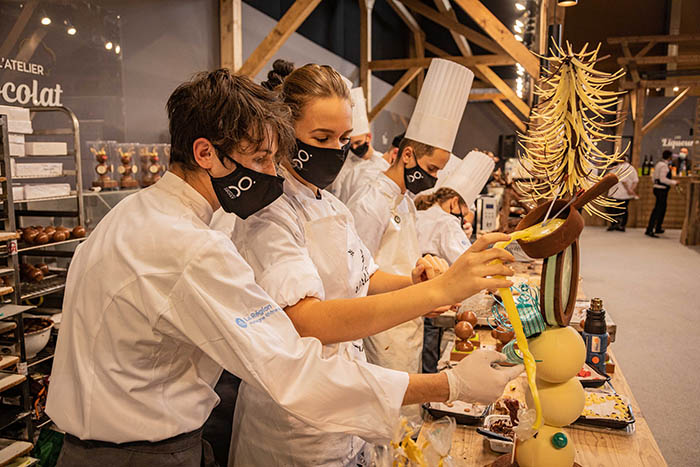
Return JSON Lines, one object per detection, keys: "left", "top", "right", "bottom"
{"left": 444, "top": 349, "right": 524, "bottom": 404}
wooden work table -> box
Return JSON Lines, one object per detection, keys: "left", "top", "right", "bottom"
{"left": 422, "top": 262, "right": 667, "bottom": 466}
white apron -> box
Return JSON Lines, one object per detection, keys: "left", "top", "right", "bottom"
{"left": 363, "top": 195, "right": 424, "bottom": 424}
{"left": 230, "top": 195, "right": 373, "bottom": 467}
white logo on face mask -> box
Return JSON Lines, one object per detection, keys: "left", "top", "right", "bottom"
{"left": 407, "top": 170, "right": 423, "bottom": 183}
{"left": 292, "top": 149, "right": 311, "bottom": 170}
{"left": 224, "top": 176, "right": 254, "bottom": 199}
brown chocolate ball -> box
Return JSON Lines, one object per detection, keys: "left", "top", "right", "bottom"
{"left": 34, "top": 232, "right": 49, "bottom": 244}
{"left": 455, "top": 321, "right": 475, "bottom": 340}
{"left": 455, "top": 340, "right": 474, "bottom": 352}
{"left": 53, "top": 231, "right": 68, "bottom": 242}
{"left": 456, "top": 310, "right": 478, "bottom": 327}
{"left": 71, "top": 226, "right": 86, "bottom": 238}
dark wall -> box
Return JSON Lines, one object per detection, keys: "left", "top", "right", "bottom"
{"left": 454, "top": 102, "right": 515, "bottom": 157}
{"left": 99, "top": 0, "right": 219, "bottom": 143}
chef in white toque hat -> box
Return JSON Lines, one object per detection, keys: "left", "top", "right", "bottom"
{"left": 329, "top": 87, "right": 389, "bottom": 203}
{"left": 346, "top": 58, "right": 474, "bottom": 422}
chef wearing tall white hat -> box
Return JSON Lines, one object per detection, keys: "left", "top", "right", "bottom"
{"left": 347, "top": 59, "right": 475, "bottom": 409}
{"left": 329, "top": 87, "right": 389, "bottom": 203}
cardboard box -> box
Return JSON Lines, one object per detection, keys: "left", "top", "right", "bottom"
{"left": 8, "top": 133, "right": 25, "bottom": 144}
{"left": 9, "top": 143, "right": 25, "bottom": 157}
{"left": 0, "top": 185, "right": 25, "bottom": 200}
{"left": 0, "top": 105, "right": 33, "bottom": 134}
{"left": 12, "top": 162, "right": 63, "bottom": 178}
{"left": 23, "top": 183, "right": 71, "bottom": 200}
{"left": 25, "top": 142, "right": 67, "bottom": 156}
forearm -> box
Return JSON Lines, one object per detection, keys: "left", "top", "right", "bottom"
{"left": 367, "top": 270, "right": 413, "bottom": 295}
{"left": 286, "top": 279, "right": 449, "bottom": 345}
{"left": 402, "top": 373, "right": 449, "bottom": 405}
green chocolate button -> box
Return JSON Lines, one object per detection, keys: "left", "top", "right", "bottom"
{"left": 551, "top": 432, "right": 568, "bottom": 449}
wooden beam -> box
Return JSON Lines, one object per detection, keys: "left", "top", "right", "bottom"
{"left": 641, "top": 87, "right": 691, "bottom": 135}
{"left": 387, "top": 0, "right": 421, "bottom": 32}
{"left": 618, "top": 54, "right": 700, "bottom": 66}
{"left": 631, "top": 86, "right": 646, "bottom": 167}
{"left": 492, "top": 99, "right": 526, "bottom": 133}
{"left": 621, "top": 77, "right": 700, "bottom": 89}
{"left": 397, "top": 0, "right": 503, "bottom": 55}
{"left": 433, "top": 0, "right": 472, "bottom": 56}
{"left": 425, "top": 42, "right": 450, "bottom": 57}
{"left": 413, "top": 32, "right": 425, "bottom": 94}
{"left": 359, "top": 0, "right": 374, "bottom": 113}
{"left": 368, "top": 55, "right": 515, "bottom": 71}
{"left": 470, "top": 92, "right": 507, "bottom": 101}
{"left": 635, "top": 41, "right": 657, "bottom": 58}
{"left": 453, "top": 0, "right": 540, "bottom": 78}
{"left": 219, "top": 0, "right": 242, "bottom": 71}
{"left": 630, "top": 87, "right": 637, "bottom": 122}
{"left": 608, "top": 33, "right": 700, "bottom": 45}
{"left": 238, "top": 0, "right": 322, "bottom": 77}
{"left": 0, "top": 0, "right": 38, "bottom": 59}
{"left": 476, "top": 65, "right": 530, "bottom": 117}
{"left": 621, "top": 43, "right": 641, "bottom": 83}
{"left": 368, "top": 67, "right": 422, "bottom": 122}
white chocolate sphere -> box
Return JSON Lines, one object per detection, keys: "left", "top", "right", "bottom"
{"left": 527, "top": 377, "right": 586, "bottom": 427}
{"left": 529, "top": 326, "right": 586, "bottom": 383}
{"left": 516, "top": 425, "right": 575, "bottom": 467}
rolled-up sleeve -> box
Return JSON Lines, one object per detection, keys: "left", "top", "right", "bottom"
{"left": 159, "top": 237, "right": 409, "bottom": 443}
{"left": 233, "top": 200, "right": 324, "bottom": 308}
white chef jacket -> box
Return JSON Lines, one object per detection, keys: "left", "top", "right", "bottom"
{"left": 416, "top": 204, "right": 471, "bottom": 265}
{"left": 608, "top": 162, "right": 639, "bottom": 200}
{"left": 45, "top": 172, "right": 407, "bottom": 444}
{"left": 653, "top": 160, "right": 677, "bottom": 189}
{"left": 346, "top": 172, "right": 417, "bottom": 257}
{"left": 229, "top": 167, "right": 394, "bottom": 466}
{"left": 330, "top": 149, "right": 388, "bottom": 204}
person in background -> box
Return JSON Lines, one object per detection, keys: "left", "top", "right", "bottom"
{"left": 646, "top": 150, "right": 678, "bottom": 237}
{"left": 675, "top": 146, "right": 691, "bottom": 175}
{"left": 47, "top": 69, "right": 460, "bottom": 467}
{"left": 347, "top": 60, "right": 474, "bottom": 425}
{"left": 328, "top": 87, "right": 387, "bottom": 203}
{"left": 414, "top": 187, "right": 473, "bottom": 373}
{"left": 383, "top": 132, "right": 404, "bottom": 166}
{"left": 607, "top": 155, "right": 638, "bottom": 232}
{"left": 223, "top": 60, "right": 521, "bottom": 466}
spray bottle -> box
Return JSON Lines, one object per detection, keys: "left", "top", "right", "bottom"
{"left": 582, "top": 298, "right": 609, "bottom": 375}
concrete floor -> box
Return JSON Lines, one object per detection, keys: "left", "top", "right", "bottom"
{"left": 578, "top": 227, "right": 700, "bottom": 467}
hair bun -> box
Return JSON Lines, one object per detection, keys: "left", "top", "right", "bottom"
{"left": 262, "top": 59, "right": 295, "bottom": 90}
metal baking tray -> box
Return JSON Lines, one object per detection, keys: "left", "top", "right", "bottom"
{"left": 423, "top": 401, "right": 489, "bottom": 425}
{"left": 573, "top": 391, "right": 635, "bottom": 429}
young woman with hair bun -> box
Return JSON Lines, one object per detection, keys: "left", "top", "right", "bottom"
{"left": 223, "top": 60, "right": 520, "bottom": 466}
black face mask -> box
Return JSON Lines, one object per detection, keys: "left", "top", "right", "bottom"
{"left": 209, "top": 163, "right": 285, "bottom": 219}
{"left": 451, "top": 210, "right": 465, "bottom": 227}
{"left": 404, "top": 155, "right": 438, "bottom": 194}
{"left": 291, "top": 139, "right": 349, "bottom": 189}
{"left": 350, "top": 141, "right": 369, "bottom": 158}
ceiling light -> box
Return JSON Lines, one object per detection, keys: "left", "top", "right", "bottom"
{"left": 673, "top": 86, "right": 679, "bottom": 92}
{"left": 514, "top": 24, "right": 523, "bottom": 33}
{"left": 515, "top": 20, "right": 524, "bottom": 28}
{"left": 516, "top": 89, "right": 524, "bottom": 98}
{"left": 517, "top": 68, "right": 524, "bottom": 76}
{"left": 515, "top": 3, "right": 526, "bottom": 11}
{"left": 105, "top": 41, "right": 113, "bottom": 50}
{"left": 515, "top": 34, "right": 523, "bottom": 42}
{"left": 115, "top": 44, "right": 121, "bottom": 54}
{"left": 40, "top": 16, "right": 51, "bottom": 25}
{"left": 67, "top": 26, "right": 76, "bottom": 35}
{"left": 558, "top": 0, "right": 578, "bottom": 5}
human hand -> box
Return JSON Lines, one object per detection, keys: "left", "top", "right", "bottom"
{"left": 435, "top": 233, "right": 514, "bottom": 304}
{"left": 444, "top": 349, "right": 523, "bottom": 403}
{"left": 411, "top": 254, "right": 450, "bottom": 284}
{"left": 463, "top": 222, "right": 474, "bottom": 238}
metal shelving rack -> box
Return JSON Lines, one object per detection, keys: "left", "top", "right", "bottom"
{"left": 0, "top": 114, "right": 36, "bottom": 462}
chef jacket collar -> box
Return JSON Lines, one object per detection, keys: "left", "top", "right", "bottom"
{"left": 280, "top": 165, "right": 323, "bottom": 201}
{"left": 156, "top": 172, "right": 214, "bottom": 225}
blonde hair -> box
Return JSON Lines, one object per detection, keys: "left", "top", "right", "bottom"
{"left": 261, "top": 59, "right": 350, "bottom": 121}
{"left": 415, "top": 187, "right": 467, "bottom": 211}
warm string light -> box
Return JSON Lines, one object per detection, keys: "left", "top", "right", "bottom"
{"left": 105, "top": 41, "right": 113, "bottom": 51}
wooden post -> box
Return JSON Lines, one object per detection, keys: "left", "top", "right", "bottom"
{"left": 681, "top": 182, "right": 700, "bottom": 245}
{"left": 238, "top": 0, "right": 322, "bottom": 77}
{"left": 614, "top": 93, "right": 630, "bottom": 155}
{"left": 414, "top": 32, "right": 425, "bottom": 94}
{"left": 631, "top": 86, "right": 646, "bottom": 168}
{"left": 359, "top": 0, "right": 375, "bottom": 112}
{"left": 219, "top": 0, "right": 242, "bottom": 71}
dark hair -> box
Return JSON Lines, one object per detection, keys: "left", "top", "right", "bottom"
{"left": 261, "top": 59, "right": 350, "bottom": 121}
{"left": 166, "top": 69, "right": 295, "bottom": 171}
{"left": 393, "top": 137, "right": 435, "bottom": 166}
{"left": 414, "top": 187, "right": 466, "bottom": 211}
{"left": 391, "top": 132, "right": 405, "bottom": 149}
{"left": 662, "top": 150, "right": 672, "bottom": 160}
